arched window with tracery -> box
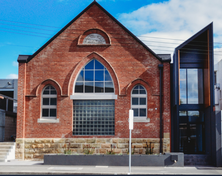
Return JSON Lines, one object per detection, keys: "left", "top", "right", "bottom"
{"left": 72, "top": 59, "right": 116, "bottom": 136}
{"left": 75, "top": 59, "right": 114, "bottom": 93}
{"left": 41, "top": 85, "right": 57, "bottom": 119}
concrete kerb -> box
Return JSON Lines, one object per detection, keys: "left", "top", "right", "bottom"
{"left": 0, "top": 160, "right": 222, "bottom": 175}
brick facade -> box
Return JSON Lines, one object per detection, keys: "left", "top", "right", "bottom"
{"left": 16, "top": 2, "right": 171, "bottom": 159}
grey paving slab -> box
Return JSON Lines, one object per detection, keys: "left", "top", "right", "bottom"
{"left": 0, "top": 160, "right": 221, "bottom": 175}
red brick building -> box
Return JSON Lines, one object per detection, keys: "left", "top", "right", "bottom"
{"left": 16, "top": 1, "right": 171, "bottom": 159}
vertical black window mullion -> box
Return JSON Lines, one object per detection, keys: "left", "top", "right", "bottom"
{"left": 186, "top": 69, "right": 188, "bottom": 104}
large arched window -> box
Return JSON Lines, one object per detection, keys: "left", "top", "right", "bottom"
{"left": 75, "top": 59, "right": 114, "bottom": 93}
{"left": 72, "top": 59, "right": 116, "bottom": 136}
{"left": 41, "top": 85, "right": 57, "bottom": 119}
{"left": 131, "top": 85, "right": 147, "bottom": 118}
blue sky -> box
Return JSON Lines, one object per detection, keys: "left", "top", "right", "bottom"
{"left": 1, "top": 0, "right": 222, "bottom": 79}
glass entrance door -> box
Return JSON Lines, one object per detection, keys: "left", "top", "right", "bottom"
{"left": 179, "top": 111, "right": 205, "bottom": 154}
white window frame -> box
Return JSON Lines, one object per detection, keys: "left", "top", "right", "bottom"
{"left": 131, "top": 85, "right": 150, "bottom": 122}
{"left": 73, "top": 59, "right": 116, "bottom": 95}
{"left": 38, "top": 85, "right": 59, "bottom": 123}
{"left": 71, "top": 59, "right": 117, "bottom": 135}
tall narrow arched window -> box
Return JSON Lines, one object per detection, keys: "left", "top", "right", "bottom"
{"left": 41, "top": 85, "right": 57, "bottom": 119}
{"left": 131, "top": 85, "right": 147, "bottom": 118}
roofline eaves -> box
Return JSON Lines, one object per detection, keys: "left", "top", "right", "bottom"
{"left": 175, "top": 22, "right": 213, "bottom": 51}
{"left": 23, "top": 1, "right": 162, "bottom": 63}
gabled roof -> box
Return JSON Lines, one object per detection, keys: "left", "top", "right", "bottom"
{"left": 18, "top": 1, "right": 162, "bottom": 63}
{"left": 175, "top": 22, "right": 213, "bottom": 51}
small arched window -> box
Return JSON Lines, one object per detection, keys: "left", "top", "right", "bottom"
{"left": 131, "top": 85, "right": 147, "bottom": 118}
{"left": 41, "top": 85, "right": 57, "bottom": 119}
{"left": 83, "top": 34, "right": 106, "bottom": 44}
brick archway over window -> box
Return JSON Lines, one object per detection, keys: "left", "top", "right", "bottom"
{"left": 126, "top": 78, "right": 153, "bottom": 97}
{"left": 36, "top": 79, "right": 62, "bottom": 97}
{"left": 68, "top": 52, "right": 119, "bottom": 96}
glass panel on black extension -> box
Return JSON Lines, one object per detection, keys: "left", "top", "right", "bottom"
{"left": 180, "top": 69, "right": 186, "bottom": 104}
{"left": 179, "top": 68, "right": 203, "bottom": 104}
{"left": 179, "top": 110, "right": 205, "bottom": 154}
{"left": 187, "top": 69, "right": 198, "bottom": 104}
{"left": 73, "top": 100, "right": 115, "bottom": 135}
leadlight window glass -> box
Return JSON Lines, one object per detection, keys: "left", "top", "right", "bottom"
{"left": 42, "top": 85, "right": 57, "bottom": 118}
{"left": 75, "top": 59, "right": 114, "bottom": 93}
{"left": 73, "top": 100, "right": 115, "bottom": 135}
{"left": 83, "top": 33, "right": 106, "bottom": 44}
{"left": 131, "top": 85, "right": 147, "bottom": 118}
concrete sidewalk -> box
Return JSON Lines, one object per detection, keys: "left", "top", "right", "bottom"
{"left": 0, "top": 160, "right": 221, "bottom": 175}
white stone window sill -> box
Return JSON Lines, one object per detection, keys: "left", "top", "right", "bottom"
{"left": 70, "top": 93, "right": 117, "bottom": 100}
{"left": 37, "top": 118, "right": 59, "bottom": 123}
{"left": 128, "top": 118, "right": 150, "bottom": 122}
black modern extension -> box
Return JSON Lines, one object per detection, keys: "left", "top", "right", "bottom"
{"left": 171, "top": 23, "right": 216, "bottom": 165}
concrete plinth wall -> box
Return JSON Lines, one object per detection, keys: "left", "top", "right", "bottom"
{"left": 16, "top": 138, "right": 170, "bottom": 160}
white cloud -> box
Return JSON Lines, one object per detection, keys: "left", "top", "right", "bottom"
{"left": 119, "top": 0, "right": 222, "bottom": 62}
{"left": 138, "top": 31, "right": 193, "bottom": 56}
{"left": 119, "top": 0, "right": 222, "bottom": 35}
{"left": 6, "top": 74, "right": 18, "bottom": 79}
{"left": 214, "top": 48, "right": 222, "bottom": 65}
{"left": 12, "top": 61, "right": 18, "bottom": 67}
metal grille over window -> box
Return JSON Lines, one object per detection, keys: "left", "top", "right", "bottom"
{"left": 131, "top": 85, "right": 147, "bottom": 118}
{"left": 73, "top": 100, "right": 115, "bottom": 135}
{"left": 75, "top": 59, "right": 114, "bottom": 93}
{"left": 42, "top": 85, "right": 57, "bottom": 118}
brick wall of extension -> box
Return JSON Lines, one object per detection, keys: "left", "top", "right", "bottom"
{"left": 16, "top": 3, "right": 171, "bottom": 159}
